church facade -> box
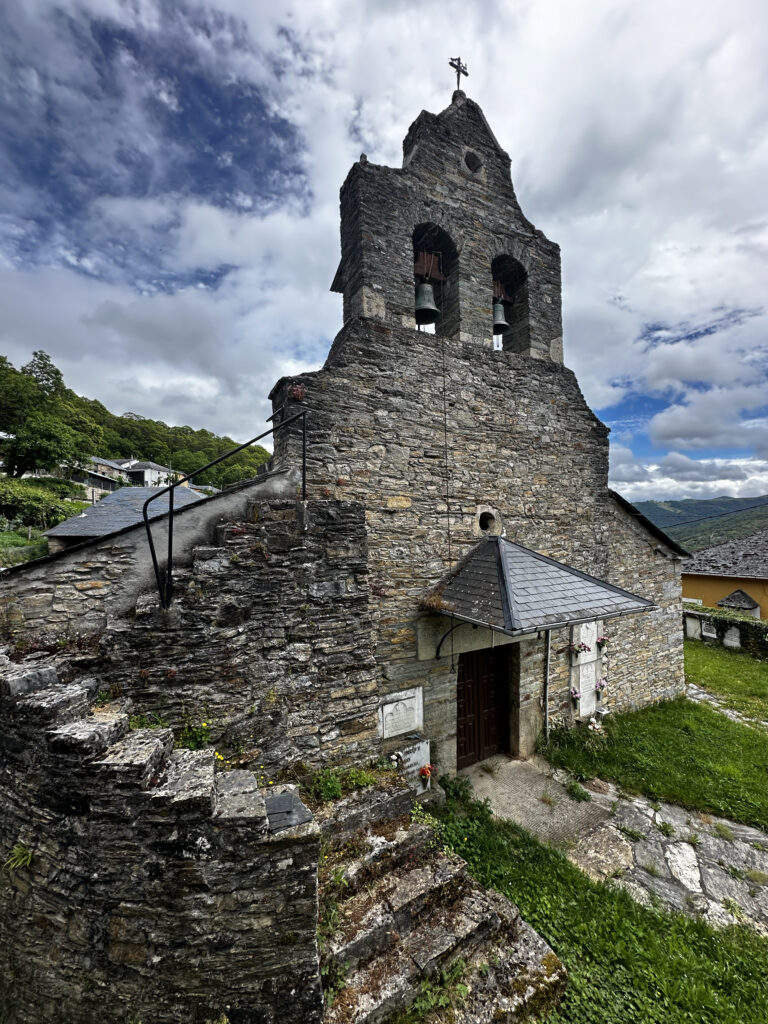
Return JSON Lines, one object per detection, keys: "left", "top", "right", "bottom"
{"left": 269, "top": 89, "right": 687, "bottom": 775}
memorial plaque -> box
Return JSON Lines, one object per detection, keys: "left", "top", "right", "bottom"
{"left": 578, "top": 661, "right": 597, "bottom": 716}
{"left": 379, "top": 686, "right": 424, "bottom": 738}
{"left": 397, "top": 739, "right": 431, "bottom": 791}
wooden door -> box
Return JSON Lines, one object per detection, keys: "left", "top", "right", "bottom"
{"left": 456, "top": 648, "right": 509, "bottom": 769}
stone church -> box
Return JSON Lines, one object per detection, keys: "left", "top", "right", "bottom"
{"left": 0, "top": 91, "right": 686, "bottom": 1023}
{"left": 269, "top": 87, "right": 687, "bottom": 775}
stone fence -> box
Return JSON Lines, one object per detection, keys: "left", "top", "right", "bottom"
{"left": 683, "top": 607, "right": 768, "bottom": 659}
{"left": 0, "top": 655, "right": 322, "bottom": 1024}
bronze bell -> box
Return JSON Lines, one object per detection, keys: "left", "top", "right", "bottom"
{"left": 493, "top": 299, "right": 510, "bottom": 334}
{"left": 415, "top": 281, "right": 440, "bottom": 325}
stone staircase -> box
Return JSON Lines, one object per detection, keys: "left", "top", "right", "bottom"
{"left": 316, "top": 785, "right": 566, "bottom": 1024}
{"left": 0, "top": 652, "right": 323, "bottom": 1024}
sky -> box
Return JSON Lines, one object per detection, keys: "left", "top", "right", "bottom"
{"left": 0, "top": 0, "right": 767, "bottom": 502}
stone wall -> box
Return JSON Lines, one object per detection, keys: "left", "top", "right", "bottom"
{"left": 684, "top": 607, "right": 768, "bottom": 658}
{"left": 0, "top": 470, "right": 298, "bottom": 641}
{"left": 1, "top": 497, "right": 378, "bottom": 776}
{"left": 0, "top": 657, "right": 322, "bottom": 1024}
{"left": 270, "top": 319, "right": 684, "bottom": 771}
{"left": 332, "top": 92, "right": 562, "bottom": 361}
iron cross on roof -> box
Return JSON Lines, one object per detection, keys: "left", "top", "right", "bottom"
{"left": 449, "top": 56, "right": 468, "bottom": 91}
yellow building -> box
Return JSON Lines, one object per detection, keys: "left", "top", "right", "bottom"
{"left": 682, "top": 528, "right": 768, "bottom": 619}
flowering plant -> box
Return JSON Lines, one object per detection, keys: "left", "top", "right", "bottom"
{"left": 595, "top": 678, "right": 608, "bottom": 694}
{"left": 570, "top": 687, "right": 581, "bottom": 702}
{"left": 569, "top": 642, "right": 591, "bottom": 656}
{"left": 419, "top": 763, "right": 437, "bottom": 781}
{"left": 596, "top": 635, "right": 610, "bottom": 649}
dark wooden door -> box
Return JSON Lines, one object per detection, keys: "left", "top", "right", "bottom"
{"left": 456, "top": 647, "right": 509, "bottom": 770}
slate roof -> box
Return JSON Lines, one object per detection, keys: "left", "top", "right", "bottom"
{"left": 45, "top": 486, "right": 205, "bottom": 538}
{"left": 717, "top": 589, "right": 759, "bottom": 611}
{"left": 90, "top": 456, "right": 128, "bottom": 472}
{"left": 421, "top": 536, "right": 654, "bottom": 635}
{"left": 683, "top": 528, "right": 768, "bottom": 580}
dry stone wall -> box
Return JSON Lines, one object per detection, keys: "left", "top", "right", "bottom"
{"left": 0, "top": 657, "right": 322, "bottom": 1024}
{"left": 0, "top": 471, "right": 298, "bottom": 641}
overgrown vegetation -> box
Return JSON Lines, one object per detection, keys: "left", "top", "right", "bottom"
{"left": 302, "top": 762, "right": 385, "bottom": 807}
{"left": 427, "top": 785, "right": 768, "bottom": 1023}
{"left": 175, "top": 719, "right": 212, "bottom": 750}
{"left": 0, "top": 526, "right": 48, "bottom": 567}
{"left": 3, "top": 843, "right": 33, "bottom": 872}
{"left": 540, "top": 697, "right": 768, "bottom": 831}
{"left": 0, "top": 478, "right": 89, "bottom": 531}
{"left": 685, "top": 639, "right": 768, "bottom": 721}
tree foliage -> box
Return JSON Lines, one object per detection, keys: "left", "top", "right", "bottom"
{"left": 0, "top": 352, "right": 269, "bottom": 486}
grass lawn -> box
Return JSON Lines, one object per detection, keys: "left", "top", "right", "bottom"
{"left": 540, "top": 697, "right": 768, "bottom": 832}
{"left": 0, "top": 528, "right": 47, "bottom": 567}
{"left": 685, "top": 638, "right": 768, "bottom": 722}
{"left": 428, "top": 785, "right": 768, "bottom": 1024}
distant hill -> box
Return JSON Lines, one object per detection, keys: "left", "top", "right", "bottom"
{"left": 634, "top": 495, "right": 768, "bottom": 551}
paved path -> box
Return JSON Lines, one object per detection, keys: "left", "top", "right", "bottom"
{"left": 686, "top": 681, "right": 768, "bottom": 730}
{"left": 464, "top": 756, "right": 768, "bottom": 934}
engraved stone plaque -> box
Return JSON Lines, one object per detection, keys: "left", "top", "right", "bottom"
{"left": 398, "top": 739, "right": 431, "bottom": 791}
{"left": 578, "top": 661, "right": 597, "bottom": 716}
{"left": 378, "top": 687, "right": 423, "bottom": 738}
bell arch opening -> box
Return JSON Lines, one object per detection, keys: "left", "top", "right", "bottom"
{"left": 491, "top": 254, "right": 530, "bottom": 354}
{"left": 413, "top": 224, "right": 460, "bottom": 338}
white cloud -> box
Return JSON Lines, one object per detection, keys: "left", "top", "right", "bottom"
{"left": 1, "top": 0, "right": 767, "bottom": 495}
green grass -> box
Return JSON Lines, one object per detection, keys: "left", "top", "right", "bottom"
{"left": 540, "top": 697, "right": 768, "bottom": 832}
{"left": 0, "top": 529, "right": 48, "bottom": 566}
{"left": 429, "top": 786, "right": 768, "bottom": 1024}
{"left": 685, "top": 639, "right": 768, "bottom": 722}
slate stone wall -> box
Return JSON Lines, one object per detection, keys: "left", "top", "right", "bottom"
{"left": 270, "top": 319, "right": 684, "bottom": 770}
{"left": 332, "top": 92, "right": 563, "bottom": 361}
{"left": 0, "top": 471, "right": 298, "bottom": 641}
{"left": 99, "top": 499, "right": 378, "bottom": 773}
{"left": 0, "top": 659, "right": 322, "bottom": 1024}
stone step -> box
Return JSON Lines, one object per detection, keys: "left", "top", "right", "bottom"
{"left": 325, "top": 849, "right": 468, "bottom": 975}
{"left": 13, "top": 683, "right": 91, "bottom": 727}
{"left": 341, "top": 822, "right": 433, "bottom": 893}
{"left": 48, "top": 707, "right": 130, "bottom": 758}
{"left": 96, "top": 728, "right": 174, "bottom": 789}
{"left": 451, "top": 922, "right": 567, "bottom": 1024}
{"left": 149, "top": 748, "right": 217, "bottom": 815}
{"left": 191, "top": 546, "right": 230, "bottom": 575}
{"left": 324, "top": 888, "right": 506, "bottom": 1024}
{"left": 317, "top": 781, "right": 414, "bottom": 850}
{"left": 1, "top": 662, "right": 60, "bottom": 698}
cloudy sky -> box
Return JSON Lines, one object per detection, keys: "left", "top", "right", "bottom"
{"left": 1, "top": 0, "right": 767, "bottom": 501}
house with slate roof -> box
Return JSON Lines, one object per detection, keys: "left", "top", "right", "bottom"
{"left": 44, "top": 485, "right": 206, "bottom": 553}
{"left": 682, "top": 528, "right": 768, "bottom": 619}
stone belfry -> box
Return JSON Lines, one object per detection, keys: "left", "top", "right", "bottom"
{"left": 330, "top": 89, "right": 564, "bottom": 362}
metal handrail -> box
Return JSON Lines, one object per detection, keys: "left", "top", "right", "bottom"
{"left": 142, "top": 409, "right": 307, "bottom": 609}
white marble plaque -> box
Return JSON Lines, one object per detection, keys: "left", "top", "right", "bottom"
{"left": 578, "top": 661, "right": 597, "bottom": 716}
{"left": 701, "top": 619, "right": 717, "bottom": 638}
{"left": 378, "top": 687, "right": 423, "bottom": 738}
{"left": 723, "top": 626, "right": 741, "bottom": 649}
{"left": 579, "top": 621, "right": 598, "bottom": 663}
{"left": 398, "top": 739, "right": 431, "bottom": 791}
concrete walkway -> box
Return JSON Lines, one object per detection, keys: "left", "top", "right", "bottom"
{"left": 463, "top": 755, "right": 768, "bottom": 935}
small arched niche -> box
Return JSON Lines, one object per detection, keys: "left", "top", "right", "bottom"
{"left": 492, "top": 254, "right": 530, "bottom": 353}
{"left": 413, "top": 224, "right": 460, "bottom": 338}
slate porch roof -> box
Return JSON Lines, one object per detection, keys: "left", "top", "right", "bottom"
{"left": 717, "top": 589, "right": 759, "bottom": 611}
{"left": 421, "top": 536, "right": 654, "bottom": 636}
{"left": 45, "top": 486, "right": 205, "bottom": 539}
